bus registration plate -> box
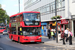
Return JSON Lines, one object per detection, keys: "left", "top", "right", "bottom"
{"left": 30, "top": 41, "right": 34, "bottom": 42}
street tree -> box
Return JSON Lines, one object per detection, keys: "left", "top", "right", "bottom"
{"left": 0, "top": 4, "right": 9, "bottom": 24}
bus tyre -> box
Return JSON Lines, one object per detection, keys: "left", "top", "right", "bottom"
{"left": 18, "top": 38, "right": 20, "bottom": 43}
{"left": 11, "top": 36, "right": 13, "bottom": 41}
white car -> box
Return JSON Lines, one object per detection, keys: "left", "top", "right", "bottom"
{"left": 3, "top": 30, "right": 8, "bottom": 35}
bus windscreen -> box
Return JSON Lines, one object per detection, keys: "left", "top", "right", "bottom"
{"left": 23, "top": 13, "right": 40, "bottom": 21}
{"left": 22, "top": 27, "right": 41, "bottom": 36}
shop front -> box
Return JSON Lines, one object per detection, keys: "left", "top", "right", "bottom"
{"left": 61, "top": 19, "right": 69, "bottom": 31}
{"left": 73, "top": 21, "right": 75, "bottom": 37}
{"left": 49, "top": 21, "right": 61, "bottom": 32}
{"left": 71, "top": 15, "right": 75, "bottom": 37}
{"left": 49, "top": 19, "right": 69, "bottom": 40}
{"left": 49, "top": 19, "right": 69, "bottom": 32}
{"left": 41, "top": 22, "right": 47, "bottom": 36}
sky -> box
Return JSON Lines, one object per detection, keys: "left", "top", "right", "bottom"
{"left": 0, "top": 0, "right": 24, "bottom": 16}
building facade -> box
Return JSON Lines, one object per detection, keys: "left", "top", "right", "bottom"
{"left": 69, "top": 0, "right": 75, "bottom": 37}
{"left": 23, "top": 0, "right": 75, "bottom": 37}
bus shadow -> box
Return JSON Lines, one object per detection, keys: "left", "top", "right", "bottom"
{"left": 13, "top": 40, "right": 42, "bottom": 44}
{"left": 22, "top": 42, "right": 42, "bottom": 44}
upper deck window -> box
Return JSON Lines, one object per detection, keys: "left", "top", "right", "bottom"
{"left": 23, "top": 13, "right": 40, "bottom": 21}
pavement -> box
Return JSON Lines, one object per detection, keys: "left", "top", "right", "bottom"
{"left": 42, "top": 36, "right": 75, "bottom": 50}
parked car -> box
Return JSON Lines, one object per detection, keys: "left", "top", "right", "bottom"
{"left": 3, "top": 30, "right": 8, "bottom": 35}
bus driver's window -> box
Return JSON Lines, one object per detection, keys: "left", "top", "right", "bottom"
{"left": 35, "top": 15, "right": 39, "bottom": 21}
{"left": 26, "top": 17, "right": 29, "bottom": 21}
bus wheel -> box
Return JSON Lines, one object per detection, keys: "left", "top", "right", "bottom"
{"left": 18, "top": 38, "right": 20, "bottom": 43}
{"left": 11, "top": 36, "right": 13, "bottom": 41}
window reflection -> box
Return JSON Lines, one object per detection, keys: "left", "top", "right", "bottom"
{"left": 33, "top": 0, "right": 65, "bottom": 15}
{"left": 23, "top": 13, "right": 40, "bottom": 21}
{"left": 24, "top": 0, "right": 41, "bottom": 9}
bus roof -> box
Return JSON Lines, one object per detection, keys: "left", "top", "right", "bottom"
{"left": 10, "top": 11, "right": 40, "bottom": 17}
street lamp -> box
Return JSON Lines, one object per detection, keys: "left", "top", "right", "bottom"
{"left": 51, "top": 0, "right": 58, "bottom": 43}
{"left": 55, "top": 0, "right": 58, "bottom": 43}
{"left": 18, "top": 0, "right": 20, "bottom": 13}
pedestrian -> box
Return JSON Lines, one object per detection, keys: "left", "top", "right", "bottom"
{"left": 54, "top": 31, "right": 56, "bottom": 38}
{"left": 64, "top": 28, "right": 69, "bottom": 42}
{"left": 47, "top": 28, "right": 51, "bottom": 39}
{"left": 53, "top": 31, "right": 55, "bottom": 40}
{"left": 61, "top": 30, "right": 65, "bottom": 44}
{"left": 68, "top": 29, "right": 73, "bottom": 45}
{"left": 51, "top": 30, "right": 55, "bottom": 40}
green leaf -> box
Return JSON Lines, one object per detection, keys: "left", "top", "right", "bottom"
{"left": 0, "top": 4, "right": 9, "bottom": 24}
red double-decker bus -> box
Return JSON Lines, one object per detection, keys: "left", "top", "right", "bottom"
{"left": 9, "top": 11, "right": 41, "bottom": 43}
{"left": 0, "top": 25, "right": 6, "bottom": 33}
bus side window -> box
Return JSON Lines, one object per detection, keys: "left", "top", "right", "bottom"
{"left": 16, "top": 15, "right": 20, "bottom": 22}
{"left": 10, "top": 18, "right": 12, "bottom": 23}
{"left": 9, "top": 27, "right": 12, "bottom": 34}
{"left": 13, "top": 31, "right": 16, "bottom": 34}
{"left": 12, "top": 16, "right": 16, "bottom": 22}
{"left": 15, "top": 17, "right": 17, "bottom": 22}
{"left": 10, "top": 17, "right": 13, "bottom": 23}
{"left": 11, "top": 27, "right": 16, "bottom": 34}
{"left": 20, "top": 15, "right": 23, "bottom": 22}
{"left": 18, "top": 27, "right": 23, "bottom": 35}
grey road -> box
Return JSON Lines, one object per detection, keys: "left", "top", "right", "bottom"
{"left": 0, "top": 35, "right": 72, "bottom": 50}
